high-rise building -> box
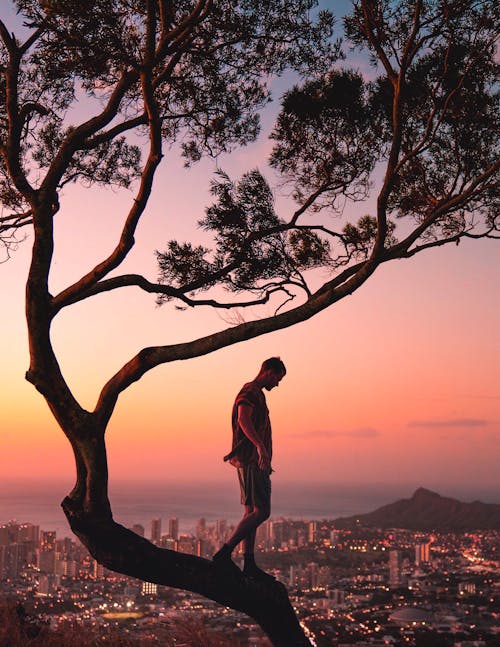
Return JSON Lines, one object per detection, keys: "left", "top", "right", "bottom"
{"left": 415, "top": 541, "right": 430, "bottom": 566}
{"left": 168, "top": 517, "right": 179, "bottom": 541}
{"left": 215, "top": 519, "right": 226, "bottom": 541}
{"left": 1, "top": 544, "right": 21, "bottom": 579}
{"left": 177, "top": 535, "right": 195, "bottom": 554}
{"left": 196, "top": 539, "right": 210, "bottom": 558}
{"left": 37, "top": 574, "right": 53, "bottom": 595}
{"left": 38, "top": 549, "right": 56, "bottom": 574}
{"left": 0, "top": 526, "right": 10, "bottom": 546}
{"left": 271, "top": 520, "right": 284, "bottom": 548}
{"left": 93, "top": 559, "right": 105, "bottom": 580}
{"left": 389, "top": 550, "right": 402, "bottom": 588}
{"left": 308, "top": 521, "right": 318, "bottom": 544}
{"left": 151, "top": 518, "right": 162, "bottom": 544}
{"left": 330, "top": 589, "right": 345, "bottom": 608}
{"left": 160, "top": 536, "right": 176, "bottom": 550}
{"left": 40, "top": 531, "right": 56, "bottom": 552}
{"left": 142, "top": 581, "right": 157, "bottom": 595}
{"left": 19, "top": 524, "right": 39, "bottom": 544}
{"left": 196, "top": 518, "right": 206, "bottom": 539}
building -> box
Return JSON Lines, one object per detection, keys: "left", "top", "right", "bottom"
{"left": 308, "top": 521, "right": 318, "bottom": 544}
{"left": 151, "top": 518, "right": 162, "bottom": 544}
{"left": 389, "top": 549, "right": 403, "bottom": 588}
{"left": 415, "top": 541, "right": 431, "bottom": 566}
{"left": 40, "top": 530, "right": 56, "bottom": 552}
{"left": 141, "top": 581, "right": 157, "bottom": 595}
{"left": 168, "top": 517, "right": 179, "bottom": 541}
{"left": 215, "top": 519, "right": 226, "bottom": 541}
{"left": 38, "top": 549, "right": 56, "bottom": 574}
{"left": 196, "top": 518, "right": 206, "bottom": 539}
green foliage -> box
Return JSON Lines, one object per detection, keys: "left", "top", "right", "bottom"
{"left": 270, "top": 69, "right": 379, "bottom": 206}
{"left": 345, "top": 0, "right": 499, "bottom": 234}
{"left": 156, "top": 168, "right": 331, "bottom": 301}
{"left": 343, "top": 215, "right": 397, "bottom": 259}
{"left": 1, "top": 0, "right": 498, "bottom": 298}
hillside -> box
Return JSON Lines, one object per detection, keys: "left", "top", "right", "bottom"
{"left": 333, "top": 487, "right": 500, "bottom": 530}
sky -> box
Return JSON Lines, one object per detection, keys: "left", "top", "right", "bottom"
{"left": 0, "top": 2, "right": 499, "bottom": 504}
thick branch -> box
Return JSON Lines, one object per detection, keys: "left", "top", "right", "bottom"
{"left": 53, "top": 184, "right": 331, "bottom": 310}
{"left": 160, "top": 0, "right": 213, "bottom": 56}
{"left": 93, "top": 256, "right": 372, "bottom": 424}
{"left": 40, "top": 69, "right": 140, "bottom": 193}
{"left": 52, "top": 72, "right": 163, "bottom": 307}
{"left": 52, "top": 272, "right": 295, "bottom": 311}
{"left": 61, "top": 501, "right": 311, "bottom": 647}
{"left": 361, "top": 0, "right": 397, "bottom": 83}
{"left": 82, "top": 114, "right": 148, "bottom": 149}
{"left": 1, "top": 45, "right": 36, "bottom": 199}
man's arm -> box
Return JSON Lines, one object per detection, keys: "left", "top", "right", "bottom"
{"left": 237, "top": 403, "right": 271, "bottom": 472}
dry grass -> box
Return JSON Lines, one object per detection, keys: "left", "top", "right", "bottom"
{"left": 0, "top": 599, "right": 241, "bottom": 647}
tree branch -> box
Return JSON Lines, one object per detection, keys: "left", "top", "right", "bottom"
{"left": 40, "top": 69, "right": 140, "bottom": 193}
{"left": 51, "top": 70, "right": 163, "bottom": 309}
{"left": 159, "top": 0, "right": 213, "bottom": 57}
{"left": 52, "top": 273, "right": 293, "bottom": 311}
{"left": 61, "top": 501, "right": 311, "bottom": 647}
{"left": 82, "top": 114, "right": 148, "bottom": 149}
{"left": 361, "top": 0, "right": 397, "bottom": 83}
{"left": 0, "top": 42, "right": 37, "bottom": 200}
{"left": 93, "top": 256, "right": 372, "bottom": 424}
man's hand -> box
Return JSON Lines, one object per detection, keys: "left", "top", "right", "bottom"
{"left": 257, "top": 445, "right": 271, "bottom": 473}
{"left": 238, "top": 403, "right": 272, "bottom": 472}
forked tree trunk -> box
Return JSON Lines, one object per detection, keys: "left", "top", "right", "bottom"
{"left": 58, "top": 419, "right": 312, "bottom": 647}
{"left": 24, "top": 203, "right": 313, "bottom": 646}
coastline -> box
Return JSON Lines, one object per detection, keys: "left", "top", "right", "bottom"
{"left": 1, "top": 479, "right": 499, "bottom": 539}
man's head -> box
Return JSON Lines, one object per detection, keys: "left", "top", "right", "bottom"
{"left": 259, "top": 357, "right": 286, "bottom": 391}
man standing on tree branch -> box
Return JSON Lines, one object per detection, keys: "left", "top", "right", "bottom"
{"left": 213, "top": 357, "right": 286, "bottom": 580}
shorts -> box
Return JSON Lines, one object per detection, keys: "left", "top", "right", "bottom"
{"left": 237, "top": 464, "right": 271, "bottom": 508}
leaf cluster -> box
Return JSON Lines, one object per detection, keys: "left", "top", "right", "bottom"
{"left": 269, "top": 69, "right": 381, "bottom": 207}
{"left": 156, "top": 169, "right": 330, "bottom": 302}
{"left": 156, "top": 0, "right": 499, "bottom": 305}
{"left": 1, "top": 1, "right": 340, "bottom": 251}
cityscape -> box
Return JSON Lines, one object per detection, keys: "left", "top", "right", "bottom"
{"left": 1, "top": 514, "right": 499, "bottom": 646}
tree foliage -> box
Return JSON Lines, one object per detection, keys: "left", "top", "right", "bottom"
{"left": 0, "top": 1, "right": 499, "bottom": 645}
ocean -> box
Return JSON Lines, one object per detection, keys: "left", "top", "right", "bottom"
{"left": 1, "top": 479, "right": 499, "bottom": 539}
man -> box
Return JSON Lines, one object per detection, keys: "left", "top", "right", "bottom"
{"left": 213, "top": 357, "right": 286, "bottom": 580}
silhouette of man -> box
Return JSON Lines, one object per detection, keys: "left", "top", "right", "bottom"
{"left": 213, "top": 357, "right": 286, "bottom": 580}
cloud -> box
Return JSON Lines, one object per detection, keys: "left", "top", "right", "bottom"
{"left": 408, "top": 418, "right": 491, "bottom": 429}
{"left": 290, "top": 427, "right": 380, "bottom": 439}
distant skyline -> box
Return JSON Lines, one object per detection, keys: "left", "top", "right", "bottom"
{"left": 3, "top": 480, "right": 500, "bottom": 541}
{"left": 1, "top": 2, "right": 499, "bottom": 503}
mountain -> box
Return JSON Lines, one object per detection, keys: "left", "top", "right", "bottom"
{"left": 333, "top": 487, "right": 500, "bottom": 530}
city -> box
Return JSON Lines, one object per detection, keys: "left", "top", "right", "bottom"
{"left": 1, "top": 516, "right": 499, "bottom": 646}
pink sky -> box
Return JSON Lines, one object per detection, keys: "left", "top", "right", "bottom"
{"left": 0, "top": 3, "right": 499, "bottom": 501}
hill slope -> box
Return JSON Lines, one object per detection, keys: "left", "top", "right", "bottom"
{"left": 333, "top": 488, "right": 500, "bottom": 530}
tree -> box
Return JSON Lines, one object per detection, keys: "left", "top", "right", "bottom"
{"left": 0, "top": 1, "right": 498, "bottom": 645}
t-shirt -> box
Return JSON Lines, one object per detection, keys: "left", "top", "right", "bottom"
{"left": 223, "top": 381, "right": 272, "bottom": 468}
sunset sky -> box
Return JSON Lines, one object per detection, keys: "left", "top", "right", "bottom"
{"left": 1, "top": 2, "right": 499, "bottom": 503}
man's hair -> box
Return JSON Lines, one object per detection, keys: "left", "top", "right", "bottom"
{"left": 261, "top": 357, "right": 286, "bottom": 376}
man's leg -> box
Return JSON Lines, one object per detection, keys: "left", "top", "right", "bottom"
{"left": 212, "top": 504, "right": 265, "bottom": 575}
{"left": 213, "top": 466, "right": 273, "bottom": 578}
{"left": 240, "top": 503, "right": 273, "bottom": 580}
{"left": 242, "top": 525, "right": 256, "bottom": 555}
{"left": 214, "top": 505, "right": 267, "bottom": 554}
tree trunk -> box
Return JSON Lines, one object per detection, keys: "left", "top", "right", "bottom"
{"left": 62, "top": 496, "right": 312, "bottom": 647}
